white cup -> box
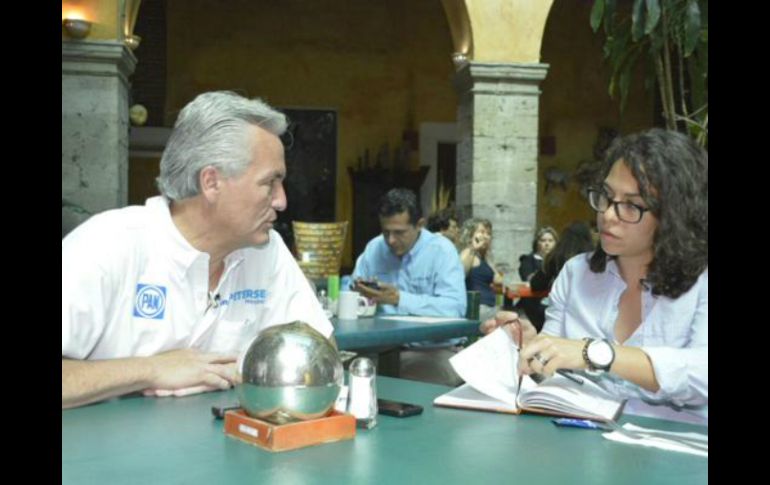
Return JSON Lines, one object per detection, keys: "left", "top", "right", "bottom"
{"left": 338, "top": 291, "right": 369, "bottom": 320}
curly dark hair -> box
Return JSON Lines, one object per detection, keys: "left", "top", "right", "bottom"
{"left": 589, "top": 128, "right": 708, "bottom": 298}
{"left": 379, "top": 188, "right": 421, "bottom": 224}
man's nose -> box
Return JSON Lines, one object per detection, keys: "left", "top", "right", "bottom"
{"left": 272, "top": 182, "right": 287, "bottom": 211}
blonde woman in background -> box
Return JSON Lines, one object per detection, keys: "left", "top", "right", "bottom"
{"left": 459, "top": 218, "right": 503, "bottom": 321}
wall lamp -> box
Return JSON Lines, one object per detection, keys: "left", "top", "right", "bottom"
{"left": 62, "top": 18, "right": 92, "bottom": 39}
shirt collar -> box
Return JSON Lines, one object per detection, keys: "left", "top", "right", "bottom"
{"left": 403, "top": 228, "right": 431, "bottom": 259}
{"left": 146, "top": 196, "right": 212, "bottom": 276}
{"left": 147, "top": 196, "right": 248, "bottom": 284}
{"left": 606, "top": 257, "right": 654, "bottom": 296}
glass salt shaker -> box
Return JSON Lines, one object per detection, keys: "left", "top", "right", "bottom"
{"left": 348, "top": 357, "right": 378, "bottom": 429}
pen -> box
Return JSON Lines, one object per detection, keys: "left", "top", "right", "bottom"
{"left": 552, "top": 418, "right": 609, "bottom": 430}
{"left": 556, "top": 369, "right": 584, "bottom": 385}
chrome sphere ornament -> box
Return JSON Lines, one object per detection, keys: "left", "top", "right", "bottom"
{"left": 237, "top": 321, "right": 342, "bottom": 424}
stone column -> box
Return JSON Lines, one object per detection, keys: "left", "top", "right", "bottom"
{"left": 453, "top": 62, "right": 548, "bottom": 271}
{"left": 62, "top": 41, "right": 136, "bottom": 237}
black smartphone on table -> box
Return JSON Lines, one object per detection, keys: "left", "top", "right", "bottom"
{"left": 211, "top": 403, "right": 240, "bottom": 419}
{"left": 377, "top": 399, "right": 423, "bottom": 417}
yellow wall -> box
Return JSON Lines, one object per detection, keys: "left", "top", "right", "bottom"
{"left": 62, "top": 0, "right": 121, "bottom": 40}
{"left": 465, "top": 0, "right": 553, "bottom": 62}
{"left": 165, "top": 0, "right": 458, "bottom": 268}
{"left": 148, "top": 0, "right": 654, "bottom": 264}
{"left": 536, "top": 0, "right": 654, "bottom": 235}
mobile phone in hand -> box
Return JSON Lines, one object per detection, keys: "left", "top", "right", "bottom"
{"left": 377, "top": 398, "right": 423, "bottom": 417}
{"left": 357, "top": 278, "right": 382, "bottom": 290}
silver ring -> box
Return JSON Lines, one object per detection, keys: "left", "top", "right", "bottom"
{"left": 533, "top": 353, "right": 549, "bottom": 367}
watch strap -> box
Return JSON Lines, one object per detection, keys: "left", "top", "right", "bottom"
{"left": 581, "top": 337, "right": 594, "bottom": 370}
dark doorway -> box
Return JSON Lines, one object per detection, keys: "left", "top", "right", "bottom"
{"left": 275, "top": 109, "right": 338, "bottom": 251}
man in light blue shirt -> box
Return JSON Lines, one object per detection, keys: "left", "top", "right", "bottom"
{"left": 351, "top": 188, "right": 466, "bottom": 385}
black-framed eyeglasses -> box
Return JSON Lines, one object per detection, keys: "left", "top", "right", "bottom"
{"left": 587, "top": 188, "right": 650, "bottom": 224}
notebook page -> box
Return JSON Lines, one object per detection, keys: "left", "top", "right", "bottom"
{"left": 448, "top": 327, "right": 520, "bottom": 406}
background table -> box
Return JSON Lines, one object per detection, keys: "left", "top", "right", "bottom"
{"left": 334, "top": 316, "right": 481, "bottom": 350}
{"left": 62, "top": 377, "right": 707, "bottom": 485}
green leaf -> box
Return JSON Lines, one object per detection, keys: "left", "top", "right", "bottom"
{"left": 644, "top": 0, "right": 661, "bottom": 34}
{"left": 591, "top": 0, "right": 605, "bottom": 32}
{"left": 631, "top": 0, "right": 646, "bottom": 41}
{"left": 603, "top": 0, "right": 617, "bottom": 36}
{"left": 684, "top": 0, "right": 701, "bottom": 56}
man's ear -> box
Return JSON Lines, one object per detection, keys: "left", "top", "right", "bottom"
{"left": 199, "top": 166, "right": 221, "bottom": 201}
{"left": 415, "top": 217, "right": 426, "bottom": 230}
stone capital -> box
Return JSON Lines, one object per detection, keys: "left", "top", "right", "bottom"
{"left": 62, "top": 41, "right": 137, "bottom": 86}
{"left": 453, "top": 62, "right": 549, "bottom": 96}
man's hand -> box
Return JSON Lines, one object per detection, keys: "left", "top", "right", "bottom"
{"left": 146, "top": 348, "right": 239, "bottom": 393}
{"left": 62, "top": 349, "right": 240, "bottom": 409}
{"left": 355, "top": 281, "right": 400, "bottom": 306}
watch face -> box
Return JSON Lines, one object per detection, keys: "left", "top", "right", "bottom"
{"left": 588, "top": 340, "right": 613, "bottom": 367}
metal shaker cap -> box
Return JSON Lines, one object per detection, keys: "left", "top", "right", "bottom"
{"left": 349, "top": 357, "right": 375, "bottom": 377}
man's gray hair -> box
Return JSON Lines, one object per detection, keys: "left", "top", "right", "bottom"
{"left": 156, "top": 91, "right": 287, "bottom": 200}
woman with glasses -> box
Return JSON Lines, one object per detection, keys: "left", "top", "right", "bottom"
{"left": 482, "top": 128, "right": 708, "bottom": 423}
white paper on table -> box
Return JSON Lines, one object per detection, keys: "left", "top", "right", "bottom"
{"left": 603, "top": 423, "right": 708, "bottom": 458}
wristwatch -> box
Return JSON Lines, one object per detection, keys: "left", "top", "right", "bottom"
{"left": 582, "top": 338, "right": 615, "bottom": 372}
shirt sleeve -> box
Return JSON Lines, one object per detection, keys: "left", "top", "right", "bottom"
{"left": 639, "top": 271, "right": 708, "bottom": 407}
{"left": 62, "top": 225, "right": 118, "bottom": 360}
{"left": 350, "top": 248, "right": 370, "bottom": 281}
{"left": 397, "top": 242, "right": 467, "bottom": 318}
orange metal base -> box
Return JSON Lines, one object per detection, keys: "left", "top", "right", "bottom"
{"left": 223, "top": 409, "right": 356, "bottom": 452}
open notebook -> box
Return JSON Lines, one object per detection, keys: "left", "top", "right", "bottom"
{"left": 434, "top": 328, "right": 625, "bottom": 421}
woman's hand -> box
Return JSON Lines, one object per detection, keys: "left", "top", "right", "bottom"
{"left": 479, "top": 311, "right": 537, "bottom": 347}
{"left": 471, "top": 234, "right": 490, "bottom": 252}
{"left": 518, "top": 335, "right": 586, "bottom": 377}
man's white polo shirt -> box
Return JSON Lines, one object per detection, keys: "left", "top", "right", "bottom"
{"left": 62, "top": 196, "right": 332, "bottom": 360}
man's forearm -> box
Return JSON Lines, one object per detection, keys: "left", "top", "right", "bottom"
{"left": 62, "top": 358, "right": 154, "bottom": 409}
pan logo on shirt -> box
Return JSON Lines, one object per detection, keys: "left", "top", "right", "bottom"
{"left": 133, "top": 284, "right": 167, "bottom": 319}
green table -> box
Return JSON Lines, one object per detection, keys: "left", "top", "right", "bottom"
{"left": 62, "top": 377, "right": 707, "bottom": 484}
{"left": 333, "top": 316, "right": 481, "bottom": 350}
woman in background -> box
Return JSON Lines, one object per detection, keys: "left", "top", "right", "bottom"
{"left": 518, "top": 226, "right": 558, "bottom": 282}
{"left": 459, "top": 218, "right": 503, "bottom": 321}
{"left": 519, "top": 221, "right": 595, "bottom": 331}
